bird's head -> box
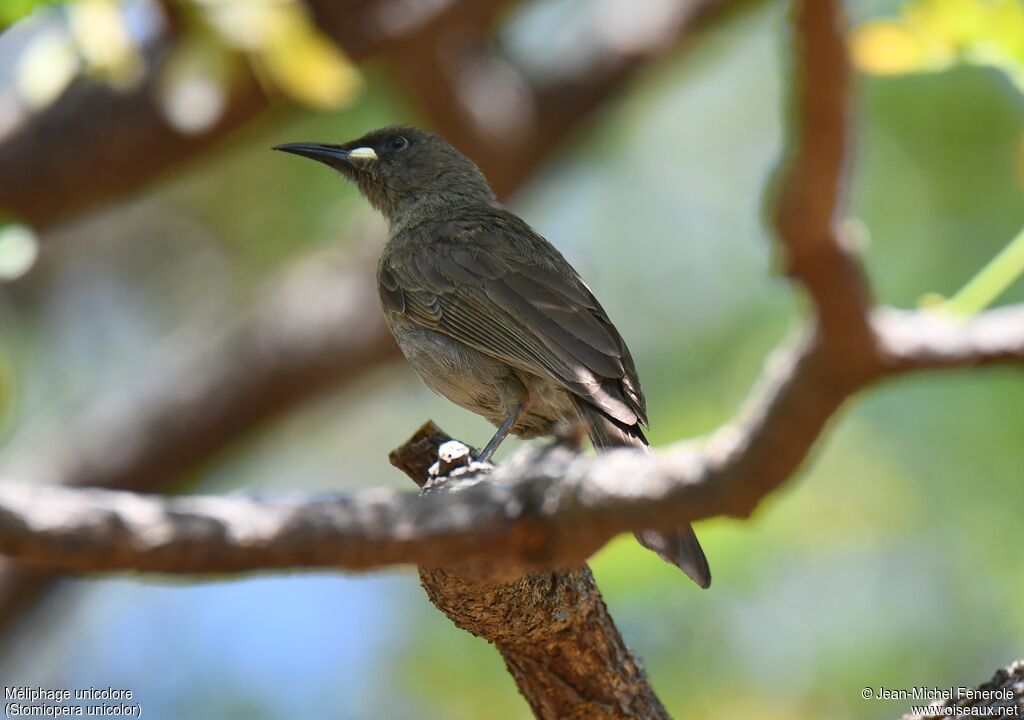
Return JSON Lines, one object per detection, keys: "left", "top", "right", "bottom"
{"left": 274, "top": 125, "right": 496, "bottom": 221}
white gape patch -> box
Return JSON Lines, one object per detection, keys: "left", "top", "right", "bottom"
{"left": 348, "top": 147, "right": 378, "bottom": 161}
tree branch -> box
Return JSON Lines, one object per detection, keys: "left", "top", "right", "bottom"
{"left": 0, "top": 0, "right": 1017, "bottom": 589}
{"left": 0, "top": 304, "right": 1021, "bottom": 576}
{"left": 0, "top": 0, "right": 738, "bottom": 230}
{"left": 387, "top": 0, "right": 744, "bottom": 198}
{"left": 5, "top": 251, "right": 394, "bottom": 491}
{"left": 0, "top": 0, "right": 492, "bottom": 228}
{"left": 874, "top": 305, "right": 1024, "bottom": 372}
{"left": 393, "top": 426, "right": 670, "bottom": 720}
{"left": 900, "top": 660, "right": 1024, "bottom": 719}
{"left": 773, "top": 0, "right": 875, "bottom": 359}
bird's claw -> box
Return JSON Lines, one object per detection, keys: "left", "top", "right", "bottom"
{"left": 428, "top": 439, "right": 493, "bottom": 478}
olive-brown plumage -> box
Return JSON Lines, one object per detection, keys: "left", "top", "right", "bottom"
{"left": 275, "top": 126, "right": 711, "bottom": 588}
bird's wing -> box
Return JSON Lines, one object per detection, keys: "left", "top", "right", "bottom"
{"left": 380, "top": 239, "right": 647, "bottom": 427}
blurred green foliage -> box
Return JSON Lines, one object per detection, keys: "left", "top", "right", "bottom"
{"left": 0, "top": 355, "right": 12, "bottom": 431}
{"left": 0, "top": 0, "right": 60, "bottom": 27}
{"left": 853, "top": 0, "right": 1024, "bottom": 314}
{"left": 852, "top": 0, "right": 1024, "bottom": 89}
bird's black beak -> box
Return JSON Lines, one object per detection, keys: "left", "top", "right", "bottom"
{"left": 273, "top": 142, "right": 379, "bottom": 170}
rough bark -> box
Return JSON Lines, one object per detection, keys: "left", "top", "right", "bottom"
{"left": 393, "top": 425, "right": 670, "bottom": 720}
{"left": 901, "top": 661, "right": 1024, "bottom": 719}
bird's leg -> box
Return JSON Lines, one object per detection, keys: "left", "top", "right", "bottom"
{"left": 477, "top": 401, "right": 527, "bottom": 462}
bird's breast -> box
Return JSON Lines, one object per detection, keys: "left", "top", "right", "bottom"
{"left": 384, "top": 313, "right": 572, "bottom": 437}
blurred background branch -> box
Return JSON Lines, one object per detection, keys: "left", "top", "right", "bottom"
{"left": 0, "top": 0, "right": 740, "bottom": 230}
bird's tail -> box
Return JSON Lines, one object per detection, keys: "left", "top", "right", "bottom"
{"left": 573, "top": 399, "right": 711, "bottom": 589}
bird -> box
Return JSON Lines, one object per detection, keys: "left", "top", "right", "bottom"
{"left": 274, "top": 126, "right": 711, "bottom": 589}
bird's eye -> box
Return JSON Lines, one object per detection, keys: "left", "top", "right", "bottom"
{"left": 387, "top": 136, "right": 409, "bottom": 152}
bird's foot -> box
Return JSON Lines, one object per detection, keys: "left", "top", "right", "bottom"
{"left": 428, "top": 439, "right": 493, "bottom": 478}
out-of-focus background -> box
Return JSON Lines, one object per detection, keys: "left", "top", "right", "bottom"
{"left": 0, "top": 0, "right": 1022, "bottom": 718}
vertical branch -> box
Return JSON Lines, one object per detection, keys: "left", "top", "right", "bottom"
{"left": 773, "top": 0, "right": 875, "bottom": 362}
{"left": 423, "top": 566, "right": 671, "bottom": 720}
{"left": 390, "top": 424, "right": 670, "bottom": 720}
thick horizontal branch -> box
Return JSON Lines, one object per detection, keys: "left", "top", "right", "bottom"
{"left": 0, "top": 441, "right": 708, "bottom": 574}
{"left": 0, "top": 304, "right": 1021, "bottom": 576}
{"left": 2, "top": 0, "right": 1018, "bottom": 581}
{"left": 0, "top": 247, "right": 398, "bottom": 634}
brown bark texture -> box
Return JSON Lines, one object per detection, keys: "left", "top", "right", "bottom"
{"left": 392, "top": 424, "right": 670, "bottom": 720}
